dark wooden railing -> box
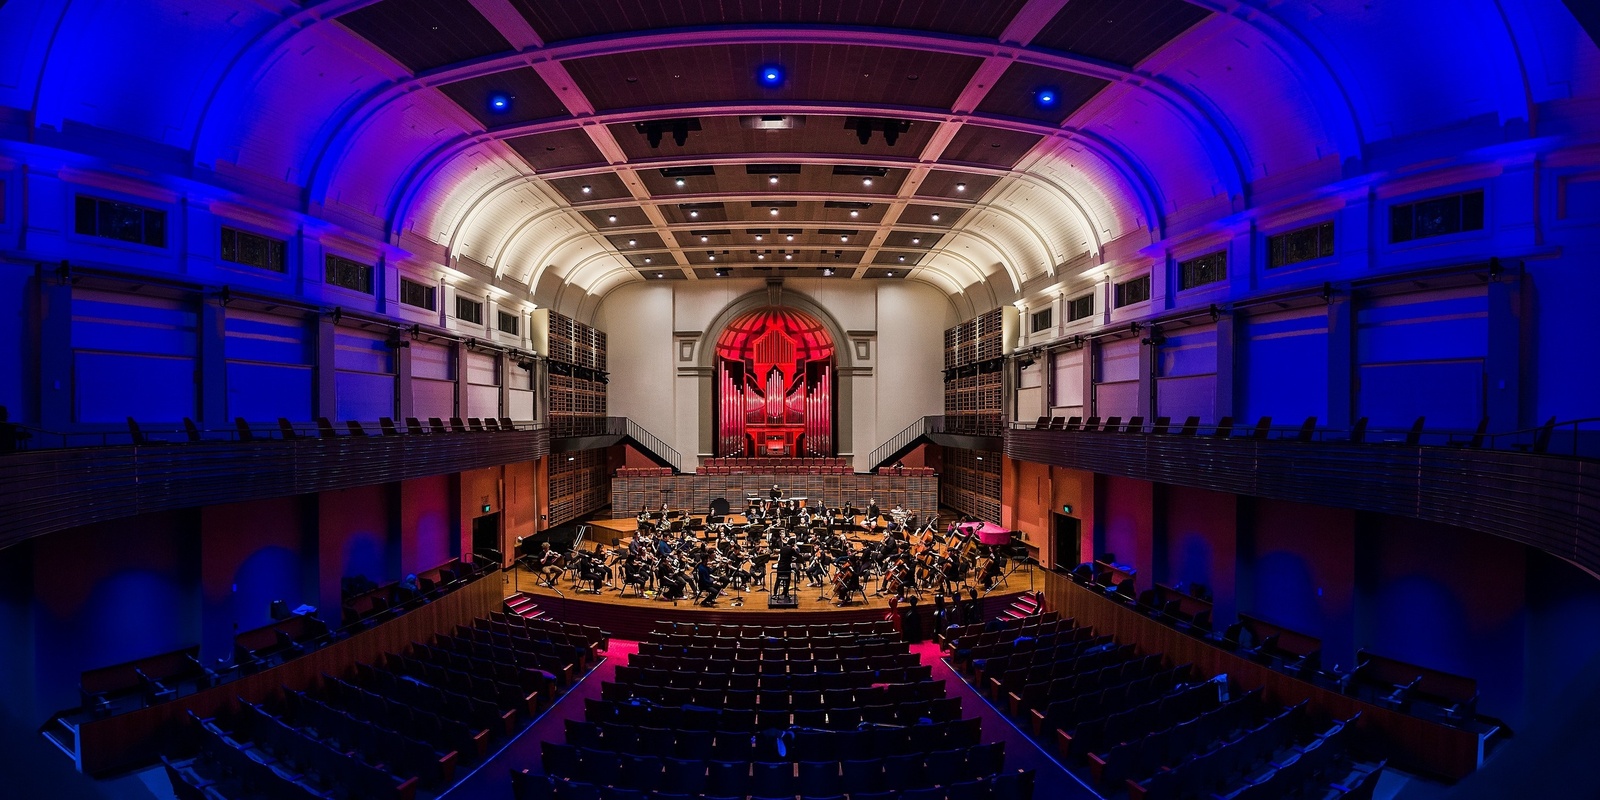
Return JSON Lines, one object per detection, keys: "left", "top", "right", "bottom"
{"left": 0, "top": 427, "right": 550, "bottom": 550}
{"left": 1006, "top": 427, "right": 1600, "bottom": 576}
{"left": 67, "top": 568, "right": 503, "bottom": 777}
{"left": 1038, "top": 569, "right": 1485, "bottom": 780}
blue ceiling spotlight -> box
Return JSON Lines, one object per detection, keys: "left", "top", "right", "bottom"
{"left": 1035, "top": 86, "right": 1059, "bottom": 109}
{"left": 758, "top": 64, "right": 785, "bottom": 87}
{"left": 488, "top": 92, "right": 513, "bottom": 113}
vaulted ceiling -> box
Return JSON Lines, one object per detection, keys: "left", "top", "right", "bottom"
{"left": 3, "top": 0, "right": 1591, "bottom": 320}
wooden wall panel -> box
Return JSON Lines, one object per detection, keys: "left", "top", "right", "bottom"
{"left": 610, "top": 473, "right": 938, "bottom": 520}
{"left": 1005, "top": 429, "right": 1600, "bottom": 576}
{"left": 0, "top": 429, "right": 550, "bottom": 550}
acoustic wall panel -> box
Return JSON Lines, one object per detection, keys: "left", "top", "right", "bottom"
{"left": 1239, "top": 306, "right": 1328, "bottom": 425}
{"left": 1356, "top": 287, "right": 1487, "bottom": 429}
{"left": 225, "top": 309, "right": 313, "bottom": 422}
{"left": 71, "top": 290, "right": 198, "bottom": 423}
{"left": 333, "top": 327, "right": 394, "bottom": 421}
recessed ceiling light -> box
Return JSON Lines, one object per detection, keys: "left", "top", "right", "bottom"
{"left": 675, "top": 178, "right": 686, "bottom": 187}
{"left": 862, "top": 177, "right": 873, "bottom": 187}
{"left": 769, "top": 175, "right": 779, "bottom": 184}
{"left": 757, "top": 253, "right": 765, "bottom": 259}
{"left": 770, "top": 207, "right": 780, "bottom": 216}
{"left": 955, "top": 182, "right": 966, "bottom": 192}
{"left": 488, "top": 93, "right": 512, "bottom": 113}
{"left": 824, "top": 268, "right": 834, "bottom": 276}
{"left": 887, "top": 271, "right": 895, "bottom": 277}
{"left": 786, "top": 234, "right": 794, "bottom": 242}
{"left": 644, "top": 257, "right": 652, "bottom": 263}
{"left": 755, "top": 234, "right": 764, "bottom": 241}
{"left": 759, "top": 65, "right": 784, "bottom": 86}
{"left": 656, "top": 272, "right": 664, "bottom": 278}
{"left": 912, "top": 237, "right": 921, "bottom": 244}
{"left": 1035, "top": 86, "right": 1059, "bottom": 108}
{"left": 627, "top": 239, "right": 636, "bottom": 246}
{"left": 785, "top": 254, "right": 792, "bottom": 260}
{"left": 689, "top": 210, "right": 700, "bottom": 218}
{"left": 849, "top": 210, "right": 859, "bottom": 217}
{"left": 608, "top": 215, "right": 618, "bottom": 223}
{"left": 581, "top": 184, "right": 592, "bottom": 194}
{"left": 700, "top": 235, "right": 709, "bottom": 242}
{"left": 898, "top": 256, "right": 905, "bottom": 261}
{"left": 840, "top": 235, "right": 848, "bottom": 242}
{"left": 708, "top": 254, "right": 716, "bottom": 261}
{"left": 931, "top": 213, "right": 941, "bottom": 221}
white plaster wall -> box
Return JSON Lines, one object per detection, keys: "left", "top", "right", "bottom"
{"left": 596, "top": 279, "right": 956, "bottom": 472}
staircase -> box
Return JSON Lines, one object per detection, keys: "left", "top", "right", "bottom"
{"left": 504, "top": 592, "right": 548, "bottom": 620}
{"left": 999, "top": 591, "right": 1044, "bottom": 622}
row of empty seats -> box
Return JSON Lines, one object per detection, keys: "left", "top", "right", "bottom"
{"left": 512, "top": 620, "right": 1035, "bottom": 800}
{"left": 698, "top": 457, "right": 854, "bottom": 475}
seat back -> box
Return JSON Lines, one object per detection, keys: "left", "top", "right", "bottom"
{"left": 278, "top": 418, "right": 298, "bottom": 440}
{"left": 449, "top": 417, "right": 467, "bottom": 433}
{"left": 316, "top": 417, "right": 339, "bottom": 438}
{"left": 1064, "top": 416, "right": 1082, "bottom": 431}
{"left": 1296, "top": 416, "right": 1317, "bottom": 442}
{"left": 1251, "top": 416, "right": 1272, "bottom": 439}
{"left": 182, "top": 417, "right": 202, "bottom": 443}
{"left": 379, "top": 417, "right": 400, "bottom": 435}
{"left": 1349, "top": 416, "right": 1368, "bottom": 443}
{"left": 1179, "top": 416, "right": 1200, "bottom": 435}
{"left": 1124, "top": 416, "right": 1144, "bottom": 433}
{"left": 1150, "top": 416, "right": 1171, "bottom": 435}
{"left": 127, "top": 416, "right": 147, "bottom": 445}
{"left": 1211, "top": 416, "right": 1233, "bottom": 438}
{"left": 1404, "top": 416, "right": 1426, "bottom": 445}
{"left": 1102, "top": 416, "right": 1121, "bottom": 432}
{"left": 346, "top": 420, "right": 368, "bottom": 437}
{"left": 235, "top": 417, "right": 255, "bottom": 442}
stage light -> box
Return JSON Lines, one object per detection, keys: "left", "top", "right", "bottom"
{"left": 581, "top": 184, "right": 592, "bottom": 194}
{"left": 1035, "top": 86, "right": 1059, "bottom": 108}
{"left": 488, "top": 93, "right": 512, "bottom": 113}
{"left": 674, "top": 178, "right": 686, "bottom": 187}
{"left": 824, "top": 268, "right": 834, "bottom": 276}
{"left": 608, "top": 215, "right": 618, "bottom": 223}
{"left": 955, "top": 182, "right": 966, "bottom": 192}
{"left": 758, "top": 65, "right": 785, "bottom": 87}
{"left": 769, "top": 207, "right": 780, "bottom": 216}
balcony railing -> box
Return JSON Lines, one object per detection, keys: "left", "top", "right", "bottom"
{"left": 1006, "top": 419, "right": 1600, "bottom": 576}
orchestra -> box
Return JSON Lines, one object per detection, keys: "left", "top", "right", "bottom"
{"left": 523, "top": 490, "right": 1018, "bottom": 609}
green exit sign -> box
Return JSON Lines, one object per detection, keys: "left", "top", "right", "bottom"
{"left": 482, "top": 503, "right": 492, "bottom": 513}
{"left": 1062, "top": 504, "right": 1073, "bottom": 515}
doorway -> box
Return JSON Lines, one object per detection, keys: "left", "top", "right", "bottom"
{"left": 471, "top": 512, "right": 502, "bottom": 563}
{"left": 1052, "top": 513, "right": 1081, "bottom": 571}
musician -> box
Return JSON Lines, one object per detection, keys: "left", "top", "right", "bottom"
{"left": 695, "top": 555, "right": 723, "bottom": 606}
{"left": 866, "top": 499, "right": 880, "bottom": 528}
{"left": 769, "top": 484, "right": 783, "bottom": 501}
{"left": 980, "top": 551, "right": 1006, "bottom": 590}
{"left": 803, "top": 546, "right": 828, "bottom": 587}
{"left": 657, "top": 555, "right": 686, "bottom": 600}
{"left": 537, "top": 544, "right": 563, "bottom": 588}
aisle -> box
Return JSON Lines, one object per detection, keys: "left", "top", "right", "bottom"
{"left": 912, "top": 641, "right": 1103, "bottom": 800}
{"left": 441, "top": 639, "right": 638, "bottom": 799}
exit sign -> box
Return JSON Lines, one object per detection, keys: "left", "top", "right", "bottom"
{"left": 1062, "top": 504, "right": 1073, "bottom": 515}
{"left": 482, "top": 503, "right": 492, "bottom": 513}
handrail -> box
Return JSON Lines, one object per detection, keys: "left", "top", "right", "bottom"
{"left": 619, "top": 416, "right": 682, "bottom": 473}
{"left": 1009, "top": 415, "right": 1600, "bottom": 460}
{"left": 0, "top": 416, "right": 545, "bottom": 453}
{"left": 867, "top": 415, "right": 945, "bottom": 468}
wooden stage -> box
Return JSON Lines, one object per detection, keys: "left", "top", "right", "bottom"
{"left": 510, "top": 513, "right": 1036, "bottom": 640}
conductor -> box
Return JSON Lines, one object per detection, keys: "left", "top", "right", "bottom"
{"left": 773, "top": 538, "right": 798, "bottom": 595}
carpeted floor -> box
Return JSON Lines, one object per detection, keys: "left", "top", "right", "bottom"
{"left": 441, "top": 639, "right": 637, "bottom": 799}
{"left": 912, "top": 641, "right": 1101, "bottom": 799}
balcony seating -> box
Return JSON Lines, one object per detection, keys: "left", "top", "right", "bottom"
{"left": 1350, "top": 649, "right": 1478, "bottom": 723}
{"left": 80, "top": 645, "right": 208, "bottom": 715}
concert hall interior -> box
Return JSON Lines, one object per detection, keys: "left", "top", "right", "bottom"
{"left": 2, "top": 1, "right": 1600, "bottom": 799}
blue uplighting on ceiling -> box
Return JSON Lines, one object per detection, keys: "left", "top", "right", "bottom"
{"left": 1035, "top": 86, "right": 1059, "bottom": 109}
{"left": 758, "top": 65, "right": 785, "bottom": 87}
{"left": 488, "top": 93, "right": 512, "bottom": 113}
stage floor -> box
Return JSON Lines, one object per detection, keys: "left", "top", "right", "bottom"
{"left": 516, "top": 513, "right": 993, "bottom": 615}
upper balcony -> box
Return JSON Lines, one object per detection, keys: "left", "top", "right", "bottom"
{"left": 1005, "top": 415, "right": 1600, "bottom": 576}
{"left": 0, "top": 414, "right": 549, "bottom": 551}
